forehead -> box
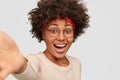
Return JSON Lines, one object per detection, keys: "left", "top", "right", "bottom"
{"left": 48, "top": 18, "right": 74, "bottom": 28}
{"left": 50, "top": 19, "right": 70, "bottom": 24}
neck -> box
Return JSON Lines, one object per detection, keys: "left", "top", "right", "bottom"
{"left": 44, "top": 50, "right": 69, "bottom": 67}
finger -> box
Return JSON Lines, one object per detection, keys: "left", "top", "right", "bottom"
{"left": 0, "top": 69, "right": 10, "bottom": 80}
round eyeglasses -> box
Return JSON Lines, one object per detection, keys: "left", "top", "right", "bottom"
{"left": 46, "top": 28, "right": 74, "bottom": 38}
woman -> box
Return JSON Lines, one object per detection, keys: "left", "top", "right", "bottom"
{"left": 0, "top": 0, "right": 89, "bottom": 80}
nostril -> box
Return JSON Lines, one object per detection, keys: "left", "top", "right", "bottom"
{"left": 57, "top": 34, "right": 66, "bottom": 41}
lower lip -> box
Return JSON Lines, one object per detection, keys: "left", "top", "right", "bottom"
{"left": 55, "top": 47, "right": 66, "bottom": 53}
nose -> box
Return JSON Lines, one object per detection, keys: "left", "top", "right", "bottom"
{"left": 57, "top": 31, "right": 66, "bottom": 41}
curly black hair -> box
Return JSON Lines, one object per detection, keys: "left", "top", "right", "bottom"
{"left": 28, "top": 0, "right": 90, "bottom": 42}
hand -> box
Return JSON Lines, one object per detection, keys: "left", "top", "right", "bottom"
{"left": 0, "top": 31, "right": 27, "bottom": 80}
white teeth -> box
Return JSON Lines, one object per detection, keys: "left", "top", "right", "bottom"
{"left": 55, "top": 44, "right": 66, "bottom": 47}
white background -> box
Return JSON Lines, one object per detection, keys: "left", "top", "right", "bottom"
{"left": 0, "top": 0, "right": 119, "bottom": 80}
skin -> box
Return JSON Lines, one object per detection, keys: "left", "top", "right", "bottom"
{"left": 43, "top": 19, "right": 74, "bottom": 66}
{"left": 0, "top": 31, "right": 27, "bottom": 80}
{"left": 0, "top": 19, "right": 74, "bottom": 80}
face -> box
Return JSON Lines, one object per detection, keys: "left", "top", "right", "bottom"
{"left": 43, "top": 19, "right": 74, "bottom": 60}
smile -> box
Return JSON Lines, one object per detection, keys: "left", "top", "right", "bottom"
{"left": 54, "top": 44, "right": 67, "bottom": 48}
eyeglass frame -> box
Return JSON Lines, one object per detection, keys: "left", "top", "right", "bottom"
{"left": 46, "top": 27, "right": 74, "bottom": 38}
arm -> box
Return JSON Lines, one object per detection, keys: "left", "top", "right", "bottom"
{"left": 0, "top": 31, "right": 27, "bottom": 80}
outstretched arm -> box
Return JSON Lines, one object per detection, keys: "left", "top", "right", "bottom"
{"left": 0, "top": 31, "right": 27, "bottom": 80}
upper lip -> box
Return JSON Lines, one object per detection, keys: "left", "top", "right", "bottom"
{"left": 54, "top": 44, "right": 67, "bottom": 48}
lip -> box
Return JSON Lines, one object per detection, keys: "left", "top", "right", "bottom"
{"left": 54, "top": 44, "right": 67, "bottom": 53}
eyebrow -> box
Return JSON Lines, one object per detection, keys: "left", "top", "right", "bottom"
{"left": 50, "top": 24, "right": 58, "bottom": 26}
{"left": 49, "top": 23, "right": 72, "bottom": 27}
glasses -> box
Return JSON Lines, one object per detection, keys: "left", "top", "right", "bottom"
{"left": 46, "top": 28, "right": 74, "bottom": 38}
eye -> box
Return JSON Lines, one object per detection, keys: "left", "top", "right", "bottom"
{"left": 47, "top": 28, "right": 58, "bottom": 34}
{"left": 64, "top": 29, "right": 72, "bottom": 34}
{"left": 50, "top": 29, "right": 57, "bottom": 33}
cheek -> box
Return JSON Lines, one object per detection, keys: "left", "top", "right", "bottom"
{"left": 45, "top": 36, "right": 55, "bottom": 42}
{"left": 44, "top": 36, "right": 55, "bottom": 47}
{"left": 43, "top": 32, "right": 53, "bottom": 42}
{"left": 44, "top": 40, "right": 53, "bottom": 50}
{"left": 68, "top": 37, "right": 74, "bottom": 43}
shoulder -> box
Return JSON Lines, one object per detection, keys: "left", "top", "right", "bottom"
{"left": 26, "top": 52, "right": 43, "bottom": 64}
{"left": 27, "top": 52, "right": 43, "bottom": 59}
{"left": 66, "top": 55, "right": 81, "bottom": 66}
{"left": 66, "top": 55, "right": 80, "bottom": 62}
{"left": 67, "top": 55, "right": 81, "bottom": 73}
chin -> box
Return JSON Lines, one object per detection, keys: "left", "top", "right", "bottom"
{"left": 55, "top": 51, "right": 67, "bottom": 59}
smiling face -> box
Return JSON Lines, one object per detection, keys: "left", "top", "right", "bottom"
{"left": 43, "top": 18, "right": 74, "bottom": 61}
